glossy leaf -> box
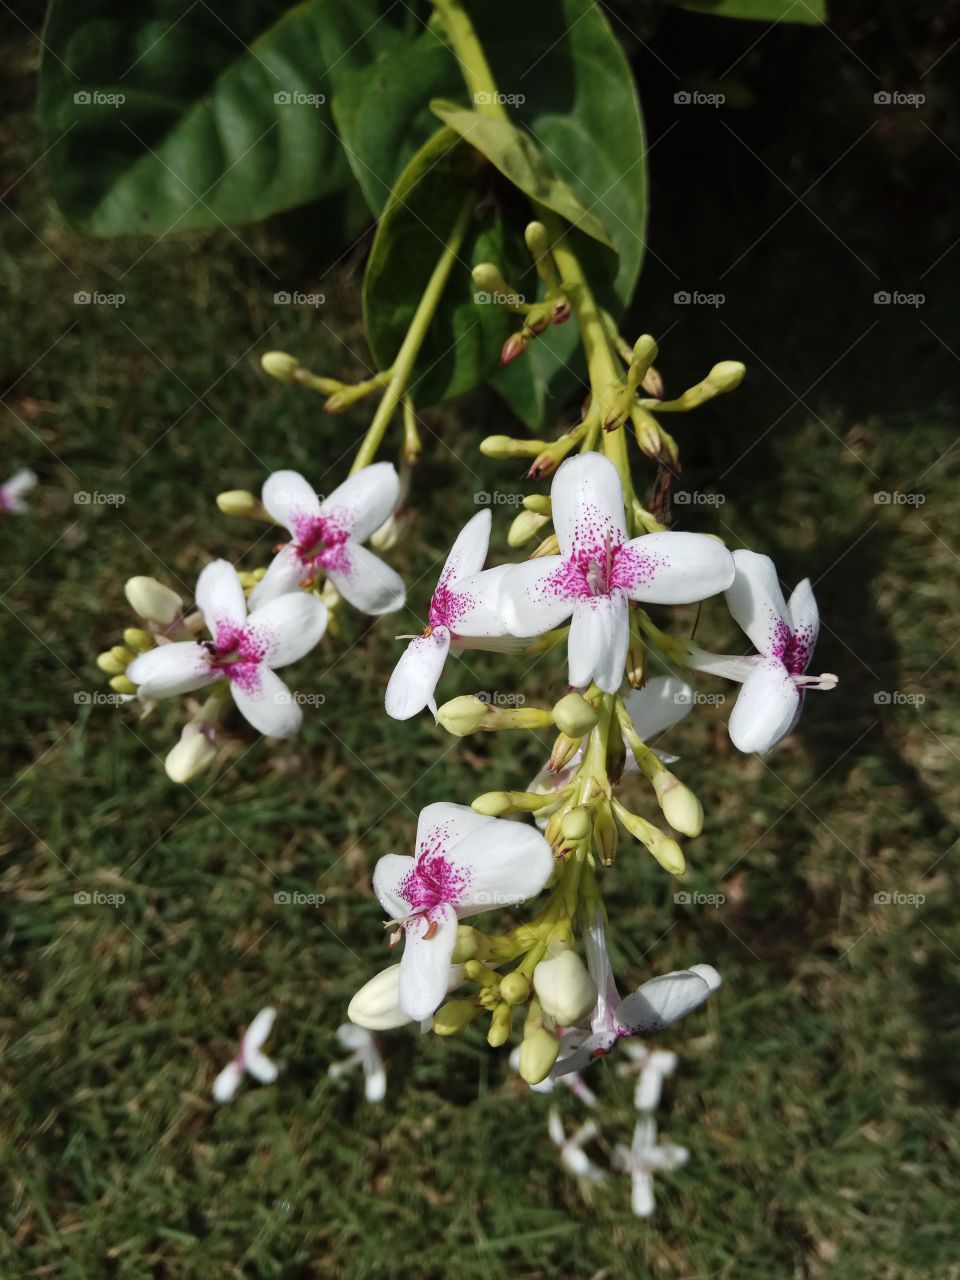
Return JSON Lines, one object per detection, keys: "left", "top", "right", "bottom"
{"left": 670, "top": 0, "right": 826, "bottom": 23}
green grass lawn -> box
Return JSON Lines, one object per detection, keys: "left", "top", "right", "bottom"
{"left": 3, "top": 5, "right": 960, "bottom": 1278}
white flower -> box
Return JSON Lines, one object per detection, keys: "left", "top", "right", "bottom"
{"left": 0, "top": 468, "right": 37, "bottom": 513}
{"left": 618, "top": 1041, "right": 678, "bottom": 1112}
{"left": 372, "top": 802, "right": 553, "bottom": 1022}
{"left": 685, "top": 549, "right": 837, "bottom": 753}
{"left": 547, "top": 1108, "right": 607, "bottom": 1183}
{"left": 212, "top": 1007, "right": 278, "bottom": 1102}
{"left": 126, "top": 559, "right": 326, "bottom": 738}
{"left": 385, "top": 510, "right": 515, "bottom": 720}
{"left": 552, "top": 910, "right": 720, "bottom": 1077}
{"left": 250, "top": 465, "right": 405, "bottom": 614}
{"left": 347, "top": 961, "right": 465, "bottom": 1030}
{"left": 612, "top": 1116, "right": 688, "bottom": 1217}
{"left": 328, "top": 1024, "right": 386, "bottom": 1103}
{"left": 500, "top": 453, "right": 735, "bottom": 693}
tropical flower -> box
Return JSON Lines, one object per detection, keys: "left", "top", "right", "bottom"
{"left": 0, "top": 468, "right": 37, "bottom": 513}
{"left": 612, "top": 1116, "right": 688, "bottom": 1217}
{"left": 328, "top": 1024, "right": 386, "bottom": 1103}
{"left": 249, "top": 465, "right": 405, "bottom": 614}
{"left": 212, "top": 1007, "right": 278, "bottom": 1102}
{"left": 500, "top": 452, "right": 735, "bottom": 693}
{"left": 385, "top": 510, "right": 515, "bottom": 720}
{"left": 552, "top": 911, "right": 720, "bottom": 1077}
{"left": 618, "top": 1042, "right": 678, "bottom": 1112}
{"left": 127, "top": 559, "right": 327, "bottom": 738}
{"left": 684, "top": 549, "right": 836, "bottom": 753}
{"left": 372, "top": 802, "right": 554, "bottom": 1022}
{"left": 547, "top": 1108, "right": 607, "bottom": 1183}
{"left": 347, "top": 962, "right": 465, "bottom": 1030}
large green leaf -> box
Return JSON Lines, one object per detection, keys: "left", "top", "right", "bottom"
{"left": 670, "top": 0, "right": 826, "bottom": 23}
{"left": 37, "top": 0, "right": 408, "bottom": 236}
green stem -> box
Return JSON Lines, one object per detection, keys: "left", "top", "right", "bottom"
{"left": 351, "top": 194, "right": 474, "bottom": 473}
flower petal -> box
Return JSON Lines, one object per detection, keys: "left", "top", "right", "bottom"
{"left": 414, "top": 801, "right": 496, "bottom": 856}
{"left": 499, "top": 556, "right": 575, "bottom": 636}
{"left": 568, "top": 591, "right": 629, "bottom": 693}
{"left": 229, "top": 666, "right": 302, "bottom": 738}
{"left": 786, "top": 576, "right": 819, "bottom": 672}
{"left": 247, "top": 546, "right": 306, "bottom": 610}
{"left": 127, "top": 641, "right": 216, "bottom": 699}
{"left": 244, "top": 592, "right": 328, "bottom": 668}
{"left": 631, "top": 1169, "right": 656, "bottom": 1218}
{"left": 398, "top": 904, "right": 458, "bottom": 1021}
{"left": 683, "top": 643, "right": 758, "bottom": 683}
{"left": 442, "top": 564, "right": 513, "bottom": 637}
{"left": 622, "top": 675, "right": 694, "bottom": 742}
{"left": 324, "top": 542, "right": 405, "bottom": 615}
{"left": 319, "top": 461, "right": 400, "bottom": 544}
{"left": 726, "top": 549, "right": 791, "bottom": 655}
{"left": 245, "top": 1051, "right": 277, "bottom": 1084}
{"left": 620, "top": 533, "right": 735, "bottom": 605}
{"left": 242, "top": 1007, "right": 276, "bottom": 1055}
{"left": 727, "top": 657, "right": 800, "bottom": 753}
{"left": 262, "top": 470, "right": 321, "bottom": 533}
{"left": 372, "top": 853, "right": 417, "bottom": 921}
{"left": 212, "top": 1061, "right": 242, "bottom": 1102}
{"left": 196, "top": 559, "right": 247, "bottom": 638}
{"left": 438, "top": 509, "right": 491, "bottom": 586}
{"left": 440, "top": 814, "right": 554, "bottom": 916}
{"left": 551, "top": 452, "right": 627, "bottom": 557}
{"left": 615, "top": 966, "right": 720, "bottom": 1036}
{"left": 385, "top": 629, "right": 451, "bottom": 720}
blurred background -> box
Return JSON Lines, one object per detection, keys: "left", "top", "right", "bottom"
{"left": 2, "top": 1, "right": 958, "bottom": 1277}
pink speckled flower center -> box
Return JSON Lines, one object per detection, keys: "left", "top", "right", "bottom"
{"left": 769, "top": 618, "right": 814, "bottom": 675}
{"left": 204, "top": 620, "right": 274, "bottom": 695}
{"left": 290, "top": 511, "right": 350, "bottom": 567}
{"left": 546, "top": 534, "right": 659, "bottom": 603}
{"left": 399, "top": 847, "right": 470, "bottom": 914}
{"left": 429, "top": 576, "right": 471, "bottom": 630}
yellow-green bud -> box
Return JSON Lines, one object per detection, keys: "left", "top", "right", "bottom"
{"left": 518, "top": 1026, "right": 561, "bottom": 1085}
{"left": 122, "top": 628, "right": 153, "bottom": 653}
{"left": 594, "top": 800, "right": 619, "bottom": 866}
{"left": 499, "top": 971, "right": 531, "bottom": 1005}
{"left": 124, "top": 576, "right": 182, "bottom": 625}
{"left": 523, "top": 494, "right": 551, "bottom": 516}
{"left": 109, "top": 675, "right": 137, "bottom": 695}
{"left": 654, "top": 773, "right": 704, "bottom": 838}
{"left": 464, "top": 959, "right": 499, "bottom": 986}
{"left": 479, "top": 435, "right": 550, "bottom": 459}
{"left": 471, "top": 791, "right": 511, "bottom": 816}
{"left": 524, "top": 220, "right": 552, "bottom": 260}
{"left": 550, "top": 731, "right": 582, "bottom": 771}
{"left": 706, "top": 360, "right": 746, "bottom": 393}
{"left": 612, "top": 799, "right": 687, "bottom": 874}
{"left": 552, "top": 692, "right": 598, "bottom": 737}
{"left": 529, "top": 534, "right": 560, "bottom": 559}
{"left": 164, "top": 732, "right": 216, "bottom": 784}
{"left": 433, "top": 998, "right": 482, "bottom": 1036}
{"left": 436, "top": 695, "right": 489, "bottom": 737}
{"left": 560, "top": 807, "right": 592, "bottom": 842}
{"left": 487, "top": 1002, "right": 513, "bottom": 1047}
{"left": 260, "top": 351, "right": 300, "bottom": 383}
{"left": 533, "top": 950, "right": 598, "bottom": 1024}
{"left": 508, "top": 509, "right": 550, "bottom": 547}
{"left": 451, "top": 924, "right": 481, "bottom": 963}
{"left": 96, "top": 651, "right": 125, "bottom": 676}
{"left": 110, "top": 645, "right": 134, "bottom": 666}
{"left": 216, "top": 490, "right": 258, "bottom": 517}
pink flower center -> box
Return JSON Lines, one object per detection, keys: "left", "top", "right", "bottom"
{"left": 289, "top": 511, "right": 350, "bottom": 572}
{"left": 399, "top": 841, "right": 470, "bottom": 917}
{"left": 203, "top": 620, "right": 274, "bottom": 695}
{"left": 769, "top": 618, "right": 814, "bottom": 675}
{"left": 428, "top": 576, "right": 472, "bottom": 630}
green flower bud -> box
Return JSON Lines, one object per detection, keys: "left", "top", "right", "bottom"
{"left": 499, "top": 971, "right": 531, "bottom": 1006}
{"left": 560, "top": 807, "right": 592, "bottom": 842}
{"left": 122, "top": 628, "right": 153, "bottom": 653}
{"left": 433, "top": 998, "right": 482, "bottom": 1036}
{"left": 96, "top": 651, "right": 125, "bottom": 676}
{"left": 260, "top": 351, "right": 300, "bottom": 383}
{"left": 522, "top": 494, "right": 551, "bottom": 516}
{"left": 124, "top": 576, "right": 182, "bottom": 625}
{"left": 109, "top": 675, "right": 137, "bottom": 695}
{"left": 594, "top": 800, "right": 619, "bottom": 866}
{"left": 508, "top": 509, "right": 550, "bottom": 547}
{"left": 165, "top": 732, "right": 216, "bottom": 784}
{"left": 519, "top": 1027, "right": 561, "bottom": 1085}
{"left": 533, "top": 950, "right": 598, "bottom": 1025}
{"left": 552, "top": 692, "right": 598, "bottom": 738}
{"left": 216, "top": 490, "right": 258, "bottom": 517}
{"left": 436, "top": 695, "right": 489, "bottom": 737}
{"left": 654, "top": 773, "right": 704, "bottom": 838}
{"left": 487, "top": 1002, "right": 513, "bottom": 1047}
{"left": 110, "top": 645, "right": 134, "bottom": 666}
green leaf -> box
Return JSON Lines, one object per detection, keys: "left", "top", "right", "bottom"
{"left": 429, "top": 101, "right": 616, "bottom": 252}
{"left": 37, "top": 0, "right": 407, "bottom": 236}
{"left": 670, "top": 0, "right": 826, "bottom": 24}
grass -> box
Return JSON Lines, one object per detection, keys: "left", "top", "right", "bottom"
{"left": 3, "top": 3, "right": 960, "bottom": 1277}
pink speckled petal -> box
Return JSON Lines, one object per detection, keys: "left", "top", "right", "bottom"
{"left": 398, "top": 904, "right": 458, "bottom": 1022}
{"left": 622, "top": 675, "right": 694, "bottom": 742}
{"left": 244, "top": 592, "right": 328, "bottom": 668}
{"left": 444, "top": 564, "right": 513, "bottom": 637}
{"left": 262, "top": 470, "right": 321, "bottom": 533}
{"left": 446, "top": 815, "right": 554, "bottom": 915}
{"left": 384, "top": 629, "right": 451, "bottom": 721}
{"left": 786, "top": 577, "right": 819, "bottom": 672}
{"left": 499, "top": 556, "right": 575, "bottom": 637}
{"left": 247, "top": 546, "right": 306, "bottom": 610}
{"left": 568, "top": 591, "right": 629, "bottom": 693}
{"left": 727, "top": 656, "right": 799, "bottom": 753}
{"left": 126, "top": 641, "right": 217, "bottom": 700}
{"left": 551, "top": 452, "right": 627, "bottom": 557}
{"left": 230, "top": 665, "right": 302, "bottom": 738}
{"left": 372, "top": 853, "right": 417, "bottom": 921}
{"left": 621, "top": 533, "right": 735, "bottom": 605}
{"left": 325, "top": 542, "right": 405, "bottom": 615}
{"left": 438, "top": 510, "right": 492, "bottom": 586}
{"left": 726, "top": 549, "right": 791, "bottom": 655}
{"left": 413, "top": 801, "right": 495, "bottom": 859}
{"left": 196, "top": 559, "right": 247, "bottom": 638}
{"left": 319, "top": 462, "right": 400, "bottom": 544}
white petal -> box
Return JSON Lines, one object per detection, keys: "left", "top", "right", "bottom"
{"left": 414, "top": 801, "right": 496, "bottom": 856}
{"left": 616, "top": 967, "right": 720, "bottom": 1036}
{"left": 229, "top": 666, "right": 302, "bottom": 738}
{"left": 726, "top": 549, "right": 791, "bottom": 655}
{"left": 127, "top": 641, "right": 216, "bottom": 700}
{"left": 247, "top": 546, "right": 305, "bottom": 610}
{"left": 319, "top": 462, "right": 400, "bottom": 544}
{"left": 262, "top": 469, "right": 321, "bottom": 532}
{"left": 499, "top": 556, "right": 575, "bottom": 636}
{"left": 398, "top": 904, "right": 458, "bottom": 1021}
{"left": 648, "top": 1142, "right": 689, "bottom": 1172}
{"left": 325, "top": 542, "right": 405, "bottom": 615}
{"left": 622, "top": 675, "right": 694, "bottom": 742}
{"left": 727, "top": 657, "right": 800, "bottom": 753}
{"left": 196, "top": 559, "right": 247, "bottom": 638}
{"left": 243, "top": 1007, "right": 276, "bottom": 1054}
{"left": 620, "top": 533, "right": 735, "bottom": 605}
{"left": 437, "top": 509, "right": 491, "bottom": 585}
{"left": 245, "top": 1051, "right": 277, "bottom": 1084}
{"left": 385, "top": 629, "right": 450, "bottom": 720}
{"left": 336, "top": 1023, "right": 372, "bottom": 1052}
{"left": 683, "top": 643, "right": 758, "bottom": 683}
{"left": 442, "top": 564, "right": 513, "bottom": 637}
{"left": 447, "top": 818, "right": 554, "bottom": 916}
{"left": 568, "top": 591, "right": 629, "bottom": 693}
{"left": 373, "top": 851, "right": 422, "bottom": 923}
{"left": 212, "top": 1061, "right": 242, "bottom": 1102}
{"left": 551, "top": 452, "right": 627, "bottom": 557}
{"left": 364, "top": 1064, "right": 387, "bottom": 1103}
{"left": 786, "top": 577, "right": 819, "bottom": 672}
{"left": 635, "top": 1064, "right": 666, "bottom": 1112}
{"left": 547, "top": 1107, "right": 566, "bottom": 1148}
{"left": 244, "top": 593, "right": 328, "bottom": 668}
{"left": 630, "top": 1169, "right": 656, "bottom": 1218}
{"left": 348, "top": 963, "right": 411, "bottom": 1030}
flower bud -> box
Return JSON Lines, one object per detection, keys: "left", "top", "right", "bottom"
{"left": 551, "top": 297, "right": 570, "bottom": 325}
{"left": 369, "top": 513, "right": 404, "bottom": 552}
{"left": 552, "top": 692, "right": 598, "bottom": 738}
{"left": 96, "top": 650, "right": 125, "bottom": 676}
{"left": 641, "top": 365, "right": 664, "bottom": 399}
{"left": 533, "top": 951, "right": 598, "bottom": 1024}
{"left": 165, "top": 731, "right": 216, "bottom": 784}
{"left": 436, "top": 695, "right": 489, "bottom": 737}
{"left": 612, "top": 799, "right": 686, "bottom": 874}
{"left": 522, "top": 494, "right": 551, "bottom": 516}
{"left": 518, "top": 1027, "right": 561, "bottom": 1085}
{"left": 550, "top": 731, "right": 582, "bottom": 771}
{"left": 594, "top": 800, "right": 618, "bottom": 866}
{"left": 500, "top": 332, "right": 529, "bottom": 365}
{"left": 124, "top": 576, "right": 183, "bottom": 625}
{"left": 508, "top": 509, "right": 550, "bottom": 547}
{"left": 499, "top": 971, "right": 531, "bottom": 1005}
{"left": 451, "top": 924, "right": 481, "bottom": 963}
{"left": 487, "top": 1002, "right": 513, "bottom": 1047}
{"left": 123, "top": 627, "right": 153, "bottom": 653}
{"left": 654, "top": 773, "right": 704, "bottom": 838}
{"left": 479, "top": 434, "right": 549, "bottom": 459}
{"left": 348, "top": 964, "right": 429, "bottom": 1030}
{"left": 706, "top": 360, "right": 745, "bottom": 393}
{"left": 216, "top": 489, "right": 258, "bottom": 517}
{"left": 109, "top": 675, "right": 137, "bottom": 695}
{"left": 560, "top": 807, "right": 592, "bottom": 842}
{"left": 260, "top": 351, "right": 300, "bottom": 383}
{"left": 110, "top": 645, "right": 135, "bottom": 666}
{"left": 433, "top": 997, "right": 482, "bottom": 1036}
